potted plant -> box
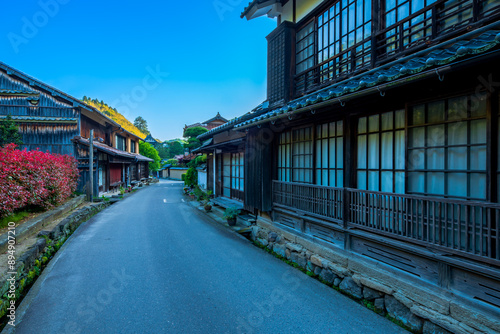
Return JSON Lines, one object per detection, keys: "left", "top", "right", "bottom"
{"left": 223, "top": 207, "right": 240, "bottom": 226}
{"left": 183, "top": 187, "right": 189, "bottom": 194}
{"left": 203, "top": 200, "right": 212, "bottom": 212}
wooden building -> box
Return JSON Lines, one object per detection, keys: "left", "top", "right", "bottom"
{"left": 184, "top": 112, "right": 228, "bottom": 132}
{"left": 198, "top": 0, "right": 500, "bottom": 331}
{"left": 0, "top": 61, "right": 153, "bottom": 195}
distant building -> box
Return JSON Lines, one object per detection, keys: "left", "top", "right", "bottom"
{"left": 144, "top": 133, "right": 160, "bottom": 147}
{"left": 184, "top": 112, "right": 227, "bottom": 132}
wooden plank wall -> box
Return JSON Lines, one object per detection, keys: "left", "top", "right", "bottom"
{"left": 245, "top": 127, "right": 272, "bottom": 212}
{"left": 0, "top": 69, "right": 80, "bottom": 155}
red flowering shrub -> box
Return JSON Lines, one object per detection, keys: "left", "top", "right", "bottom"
{"left": 0, "top": 144, "right": 79, "bottom": 218}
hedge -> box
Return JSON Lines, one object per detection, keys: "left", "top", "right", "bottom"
{"left": 0, "top": 144, "right": 79, "bottom": 218}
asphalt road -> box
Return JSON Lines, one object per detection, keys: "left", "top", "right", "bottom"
{"left": 10, "top": 180, "right": 407, "bottom": 334}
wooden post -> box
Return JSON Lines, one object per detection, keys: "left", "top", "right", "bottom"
{"left": 88, "top": 129, "right": 94, "bottom": 202}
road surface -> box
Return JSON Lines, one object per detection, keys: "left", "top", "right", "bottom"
{"left": 10, "top": 180, "right": 407, "bottom": 334}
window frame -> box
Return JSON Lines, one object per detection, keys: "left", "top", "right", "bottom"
{"left": 356, "top": 110, "right": 406, "bottom": 193}
{"left": 278, "top": 125, "right": 314, "bottom": 184}
{"left": 115, "top": 135, "right": 126, "bottom": 151}
{"left": 406, "top": 92, "right": 489, "bottom": 201}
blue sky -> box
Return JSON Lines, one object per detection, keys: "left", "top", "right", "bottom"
{"left": 0, "top": 0, "right": 276, "bottom": 140}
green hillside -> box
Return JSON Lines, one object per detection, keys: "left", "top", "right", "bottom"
{"left": 82, "top": 96, "right": 146, "bottom": 139}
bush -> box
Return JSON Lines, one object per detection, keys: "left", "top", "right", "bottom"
{"left": 0, "top": 144, "right": 79, "bottom": 218}
{"left": 181, "top": 174, "right": 186, "bottom": 181}
{"left": 187, "top": 154, "right": 207, "bottom": 168}
{"left": 184, "top": 167, "right": 197, "bottom": 187}
{"left": 165, "top": 158, "right": 179, "bottom": 167}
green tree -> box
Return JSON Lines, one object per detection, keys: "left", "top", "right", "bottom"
{"left": 134, "top": 116, "right": 150, "bottom": 135}
{"left": 183, "top": 126, "right": 208, "bottom": 138}
{"left": 165, "top": 158, "right": 179, "bottom": 167}
{"left": 139, "top": 142, "right": 161, "bottom": 171}
{"left": 156, "top": 145, "right": 170, "bottom": 159}
{"left": 183, "top": 126, "right": 208, "bottom": 152}
{"left": 0, "top": 115, "right": 23, "bottom": 147}
{"left": 168, "top": 140, "right": 185, "bottom": 157}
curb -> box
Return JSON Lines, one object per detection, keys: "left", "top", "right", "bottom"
{"left": 0, "top": 196, "right": 85, "bottom": 254}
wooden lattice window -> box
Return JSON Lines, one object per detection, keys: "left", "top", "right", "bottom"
{"left": 407, "top": 93, "right": 488, "bottom": 200}
{"left": 316, "top": 120, "right": 344, "bottom": 187}
{"left": 278, "top": 127, "right": 313, "bottom": 183}
{"left": 357, "top": 110, "right": 406, "bottom": 193}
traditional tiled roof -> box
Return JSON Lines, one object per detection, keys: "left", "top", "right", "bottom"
{"left": 233, "top": 29, "right": 500, "bottom": 130}
{"left": 0, "top": 115, "right": 77, "bottom": 123}
{"left": 203, "top": 112, "right": 228, "bottom": 124}
{"left": 73, "top": 136, "right": 153, "bottom": 162}
{"left": 0, "top": 89, "right": 39, "bottom": 96}
{"left": 197, "top": 101, "right": 269, "bottom": 140}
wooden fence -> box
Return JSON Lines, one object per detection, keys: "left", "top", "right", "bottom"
{"left": 273, "top": 181, "right": 500, "bottom": 264}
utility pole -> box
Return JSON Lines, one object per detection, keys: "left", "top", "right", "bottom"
{"left": 88, "top": 129, "right": 94, "bottom": 202}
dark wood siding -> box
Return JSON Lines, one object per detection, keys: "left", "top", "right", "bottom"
{"left": 267, "top": 21, "right": 295, "bottom": 107}
{"left": 0, "top": 68, "right": 80, "bottom": 155}
{"left": 245, "top": 127, "right": 272, "bottom": 212}
{"left": 80, "top": 116, "right": 109, "bottom": 145}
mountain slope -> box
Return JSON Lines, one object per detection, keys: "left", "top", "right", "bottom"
{"left": 82, "top": 97, "right": 146, "bottom": 139}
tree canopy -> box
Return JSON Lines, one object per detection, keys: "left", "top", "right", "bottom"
{"left": 183, "top": 126, "right": 208, "bottom": 138}
{"left": 183, "top": 126, "right": 208, "bottom": 152}
{"left": 139, "top": 142, "right": 161, "bottom": 171}
{"left": 0, "top": 115, "right": 23, "bottom": 147}
{"left": 134, "top": 116, "right": 150, "bottom": 135}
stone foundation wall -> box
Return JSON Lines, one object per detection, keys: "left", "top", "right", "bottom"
{"left": 0, "top": 202, "right": 110, "bottom": 321}
{"left": 251, "top": 220, "right": 500, "bottom": 334}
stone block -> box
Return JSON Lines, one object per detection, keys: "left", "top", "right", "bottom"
{"left": 423, "top": 321, "right": 453, "bottom": 334}
{"left": 374, "top": 298, "right": 385, "bottom": 314}
{"left": 319, "top": 269, "right": 336, "bottom": 284}
{"left": 286, "top": 243, "right": 303, "bottom": 253}
{"left": 273, "top": 243, "right": 286, "bottom": 258}
{"left": 257, "top": 238, "right": 268, "bottom": 247}
{"left": 339, "top": 277, "right": 363, "bottom": 299}
{"left": 333, "top": 278, "right": 341, "bottom": 287}
{"left": 310, "top": 254, "right": 324, "bottom": 267}
{"left": 327, "top": 263, "right": 349, "bottom": 278}
{"left": 296, "top": 254, "right": 308, "bottom": 269}
{"left": 268, "top": 232, "right": 278, "bottom": 242}
{"left": 411, "top": 306, "right": 466, "bottom": 334}
{"left": 363, "top": 287, "right": 383, "bottom": 301}
{"left": 450, "top": 300, "right": 500, "bottom": 333}
{"left": 314, "top": 266, "right": 322, "bottom": 276}
{"left": 356, "top": 276, "right": 394, "bottom": 295}
{"left": 306, "top": 261, "right": 315, "bottom": 272}
{"left": 285, "top": 249, "right": 291, "bottom": 259}
{"left": 35, "top": 238, "right": 46, "bottom": 252}
{"left": 385, "top": 295, "right": 423, "bottom": 332}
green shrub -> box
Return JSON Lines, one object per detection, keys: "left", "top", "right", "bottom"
{"left": 184, "top": 167, "right": 197, "bottom": 187}
{"left": 188, "top": 154, "right": 207, "bottom": 168}
{"left": 181, "top": 174, "right": 186, "bottom": 181}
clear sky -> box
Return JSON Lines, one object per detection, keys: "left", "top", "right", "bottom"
{"left": 0, "top": 0, "right": 276, "bottom": 140}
